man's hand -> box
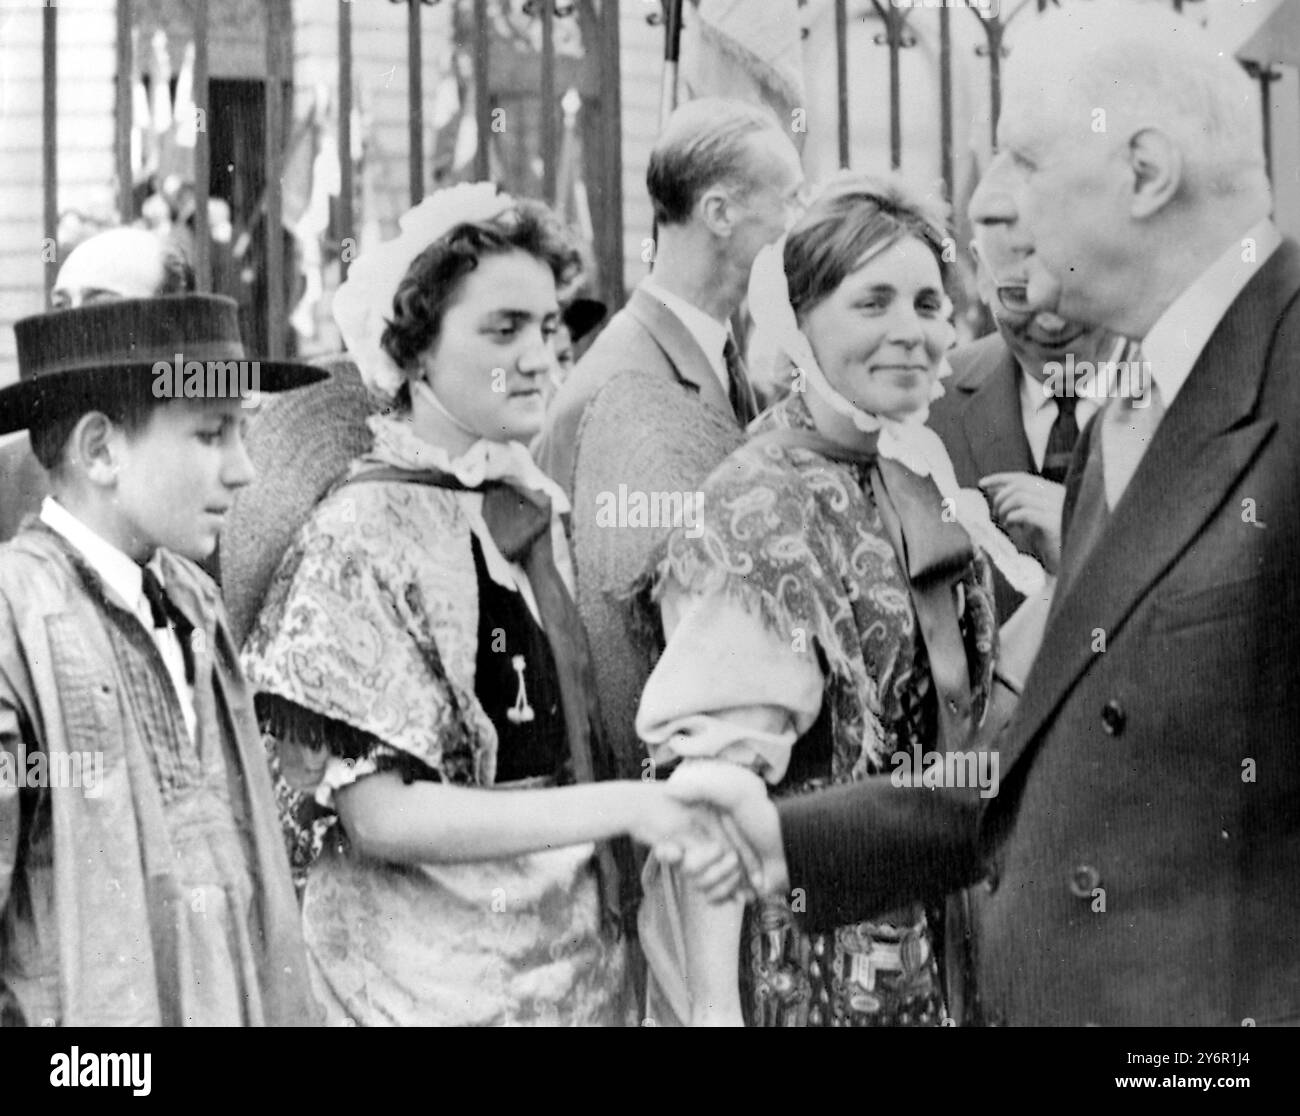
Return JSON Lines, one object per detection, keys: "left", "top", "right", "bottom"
{"left": 979, "top": 471, "right": 1066, "bottom": 575}
{"left": 630, "top": 784, "right": 755, "bottom": 905}
{"left": 658, "top": 762, "right": 789, "bottom": 903}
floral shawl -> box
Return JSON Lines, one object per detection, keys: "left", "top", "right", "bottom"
{"left": 651, "top": 392, "right": 997, "bottom": 783}
{"left": 241, "top": 416, "right": 507, "bottom": 789}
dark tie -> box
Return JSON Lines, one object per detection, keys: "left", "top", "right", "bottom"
{"left": 140, "top": 565, "right": 195, "bottom": 683}
{"left": 1039, "top": 393, "right": 1080, "bottom": 484}
{"left": 723, "top": 336, "right": 759, "bottom": 426}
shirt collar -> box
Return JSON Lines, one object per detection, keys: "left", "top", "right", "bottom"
{"left": 1141, "top": 218, "right": 1282, "bottom": 407}
{"left": 1018, "top": 335, "right": 1127, "bottom": 414}
{"left": 39, "top": 496, "right": 151, "bottom": 613}
{"left": 641, "top": 277, "right": 730, "bottom": 372}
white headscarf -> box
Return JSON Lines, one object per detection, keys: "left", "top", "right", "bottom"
{"left": 748, "top": 240, "right": 1046, "bottom": 596}
{"left": 332, "top": 182, "right": 570, "bottom": 512}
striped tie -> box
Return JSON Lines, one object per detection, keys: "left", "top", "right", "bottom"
{"left": 724, "top": 335, "right": 759, "bottom": 426}
{"left": 1100, "top": 343, "right": 1164, "bottom": 509}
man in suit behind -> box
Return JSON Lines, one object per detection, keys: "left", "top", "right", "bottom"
{"left": 534, "top": 99, "right": 803, "bottom": 778}
{"left": 930, "top": 196, "right": 1121, "bottom": 621}
{"left": 536, "top": 97, "right": 803, "bottom": 497}
{"left": 664, "top": 2, "right": 1300, "bottom": 1027}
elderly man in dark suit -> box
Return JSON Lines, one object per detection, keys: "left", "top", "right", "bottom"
{"left": 0, "top": 228, "right": 193, "bottom": 542}
{"left": 930, "top": 194, "right": 1120, "bottom": 622}
{"left": 662, "top": 2, "right": 1300, "bottom": 1027}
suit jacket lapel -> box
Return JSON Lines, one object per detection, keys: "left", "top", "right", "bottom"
{"left": 625, "top": 284, "right": 733, "bottom": 418}
{"left": 999, "top": 240, "right": 1300, "bottom": 779}
{"left": 959, "top": 343, "right": 1036, "bottom": 478}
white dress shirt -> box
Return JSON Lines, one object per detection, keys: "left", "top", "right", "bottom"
{"left": 1019, "top": 370, "right": 1105, "bottom": 473}
{"left": 40, "top": 497, "right": 197, "bottom": 740}
{"left": 641, "top": 277, "right": 732, "bottom": 397}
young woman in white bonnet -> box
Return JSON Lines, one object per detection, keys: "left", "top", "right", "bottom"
{"left": 241, "top": 184, "right": 735, "bottom": 1026}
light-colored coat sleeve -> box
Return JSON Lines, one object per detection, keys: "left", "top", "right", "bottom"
{"left": 636, "top": 582, "right": 825, "bottom": 782}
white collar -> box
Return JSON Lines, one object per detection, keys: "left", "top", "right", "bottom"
{"left": 1141, "top": 219, "right": 1282, "bottom": 407}
{"left": 367, "top": 413, "right": 571, "bottom": 514}
{"left": 641, "top": 277, "right": 731, "bottom": 388}
{"left": 40, "top": 496, "right": 152, "bottom": 612}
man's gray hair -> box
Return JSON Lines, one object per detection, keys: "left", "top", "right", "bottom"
{"left": 646, "top": 97, "right": 786, "bottom": 227}
{"left": 1006, "top": 1, "right": 1268, "bottom": 200}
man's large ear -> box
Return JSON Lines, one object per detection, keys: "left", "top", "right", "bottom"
{"left": 1128, "top": 127, "right": 1181, "bottom": 219}
{"left": 698, "top": 185, "right": 735, "bottom": 238}
{"left": 69, "top": 411, "right": 123, "bottom": 488}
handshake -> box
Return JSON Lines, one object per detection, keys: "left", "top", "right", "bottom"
{"left": 632, "top": 762, "right": 790, "bottom": 904}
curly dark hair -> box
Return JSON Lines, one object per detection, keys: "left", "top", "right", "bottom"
{"left": 379, "top": 198, "right": 583, "bottom": 403}
{"left": 785, "top": 172, "right": 952, "bottom": 319}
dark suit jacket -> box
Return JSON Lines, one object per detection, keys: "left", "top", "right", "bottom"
{"left": 780, "top": 238, "right": 1300, "bottom": 1026}
{"left": 928, "top": 333, "right": 1035, "bottom": 623}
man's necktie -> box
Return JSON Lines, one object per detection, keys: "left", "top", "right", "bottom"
{"left": 140, "top": 565, "right": 195, "bottom": 683}
{"left": 1040, "top": 394, "right": 1080, "bottom": 484}
{"left": 723, "top": 336, "right": 759, "bottom": 427}
{"left": 1100, "top": 344, "right": 1164, "bottom": 509}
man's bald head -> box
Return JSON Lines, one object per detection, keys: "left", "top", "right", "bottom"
{"left": 1001, "top": 2, "right": 1267, "bottom": 204}
{"left": 978, "top": 1, "right": 1272, "bottom": 335}
{"left": 52, "top": 227, "right": 193, "bottom": 310}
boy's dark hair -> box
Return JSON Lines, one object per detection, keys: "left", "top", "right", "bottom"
{"left": 379, "top": 199, "right": 582, "bottom": 408}
{"left": 28, "top": 377, "right": 161, "bottom": 472}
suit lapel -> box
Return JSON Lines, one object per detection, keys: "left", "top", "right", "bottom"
{"left": 625, "top": 284, "right": 733, "bottom": 419}
{"left": 959, "top": 344, "right": 1036, "bottom": 478}
{"left": 1000, "top": 240, "right": 1300, "bottom": 779}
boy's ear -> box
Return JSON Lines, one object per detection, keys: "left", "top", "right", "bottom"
{"left": 71, "top": 412, "right": 122, "bottom": 487}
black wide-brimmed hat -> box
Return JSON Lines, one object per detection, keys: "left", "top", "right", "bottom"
{"left": 1, "top": 294, "right": 327, "bottom": 436}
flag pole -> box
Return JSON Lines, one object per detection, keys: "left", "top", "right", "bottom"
{"left": 658, "top": 0, "right": 684, "bottom": 129}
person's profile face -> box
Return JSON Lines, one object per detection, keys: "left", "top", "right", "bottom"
{"left": 800, "top": 235, "right": 950, "bottom": 421}
{"left": 985, "top": 88, "right": 1128, "bottom": 326}
{"left": 419, "top": 250, "right": 560, "bottom": 444}
{"left": 111, "top": 397, "right": 255, "bottom": 562}
{"left": 970, "top": 216, "right": 1101, "bottom": 370}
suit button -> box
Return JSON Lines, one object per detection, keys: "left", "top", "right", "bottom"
{"left": 983, "top": 862, "right": 1000, "bottom": 894}
{"left": 1069, "top": 864, "right": 1101, "bottom": 898}
{"left": 1101, "top": 699, "right": 1126, "bottom": 736}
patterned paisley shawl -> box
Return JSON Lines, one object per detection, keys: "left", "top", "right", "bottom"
{"left": 651, "top": 391, "right": 997, "bottom": 782}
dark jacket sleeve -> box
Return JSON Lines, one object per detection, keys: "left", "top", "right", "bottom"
{"left": 777, "top": 775, "right": 985, "bottom": 932}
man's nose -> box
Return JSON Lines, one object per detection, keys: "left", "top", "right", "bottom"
{"left": 970, "top": 150, "right": 1028, "bottom": 215}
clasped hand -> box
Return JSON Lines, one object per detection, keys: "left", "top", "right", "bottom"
{"left": 638, "top": 761, "right": 789, "bottom": 904}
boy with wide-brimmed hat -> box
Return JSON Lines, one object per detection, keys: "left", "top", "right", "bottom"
{"left": 0, "top": 294, "right": 324, "bottom": 1026}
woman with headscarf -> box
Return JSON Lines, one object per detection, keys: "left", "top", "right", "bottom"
{"left": 634, "top": 174, "right": 1045, "bottom": 1027}
{"left": 240, "top": 184, "right": 734, "bottom": 1026}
